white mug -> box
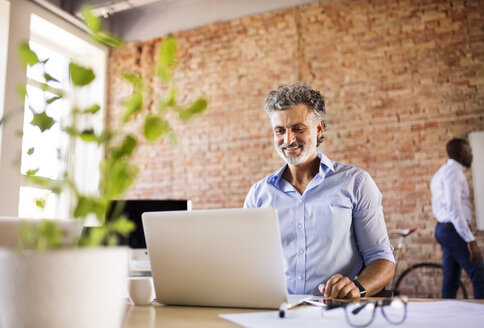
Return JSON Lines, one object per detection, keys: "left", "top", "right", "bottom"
{"left": 128, "top": 277, "right": 154, "bottom": 306}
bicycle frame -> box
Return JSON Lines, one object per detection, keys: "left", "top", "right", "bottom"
{"left": 388, "top": 228, "right": 417, "bottom": 290}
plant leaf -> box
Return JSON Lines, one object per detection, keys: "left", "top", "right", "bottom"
{"left": 79, "top": 129, "right": 98, "bottom": 142}
{"left": 24, "top": 175, "right": 50, "bottom": 187}
{"left": 73, "top": 195, "right": 106, "bottom": 219}
{"left": 106, "top": 234, "right": 119, "bottom": 246}
{"left": 113, "top": 218, "right": 136, "bottom": 236}
{"left": 35, "top": 198, "right": 46, "bottom": 209}
{"left": 80, "top": 7, "right": 123, "bottom": 48}
{"left": 40, "top": 220, "right": 63, "bottom": 250}
{"left": 121, "top": 73, "right": 143, "bottom": 90}
{"left": 64, "top": 126, "right": 79, "bottom": 137}
{"left": 46, "top": 95, "right": 62, "bottom": 104}
{"left": 19, "top": 220, "right": 63, "bottom": 251}
{"left": 110, "top": 215, "right": 135, "bottom": 236}
{"left": 74, "top": 104, "right": 101, "bottom": 115}
{"left": 31, "top": 111, "right": 55, "bottom": 132}
{"left": 144, "top": 115, "right": 170, "bottom": 141}
{"left": 18, "top": 42, "right": 39, "bottom": 67}
{"left": 159, "top": 87, "right": 177, "bottom": 111}
{"left": 26, "top": 168, "right": 39, "bottom": 176}
{"left": 156, "top": 36, "right": 177, "bottom": 84}
{"left": 27, "top": 147, "right": 34, "bottom": 155}
{"left": 86, "top": 104, "right": 101, "bottom": 114}
{"left": 98, "top": 131, "right": 112, "bottom": 144}
{"left": 111, "top": 135, "right": 137, "bottom": 159}
{"left": 101, "top": 159, "right": 138, "bottom": 198}
{"left": 92, "top": 30, "right": 123, "bottom": 48}
{"left": 69, "top": 62, "right": 95, "bottom": 87}
{"left": 79, "top": 227, "right": 106, "bottom": 247}
{"left": 44, "top": 73, "right": 59, "bottom": 83}
{"left": 18, "top": 221, "right": 38, "bottom": 250}
{"left": 122, "top": 91, "right": 143, "bottom": 123}
{"left": 179, "top": 98, "right": 208, "bottom": 122}
{"left": 81, "top": 6, "right": 101, "bottom": 33}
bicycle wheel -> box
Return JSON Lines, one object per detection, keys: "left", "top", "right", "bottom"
{"left": 393, "top": 262, "right": 468, "bottom": 299}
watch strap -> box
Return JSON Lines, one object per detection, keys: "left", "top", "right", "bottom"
{"left": 352, "top": 279, "right": 367, "bottom": 297}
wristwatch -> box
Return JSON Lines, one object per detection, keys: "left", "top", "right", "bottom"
{"left": 352, "top": 279, "right": 367, "bottom": 297}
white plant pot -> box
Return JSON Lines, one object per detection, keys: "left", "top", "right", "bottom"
{"left": 0, "top": 247, "right": 128, "bottom": 328}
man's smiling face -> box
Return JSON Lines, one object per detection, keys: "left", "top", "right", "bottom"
{"left": 270, "top": 104, "right": 323, "bottom": 167}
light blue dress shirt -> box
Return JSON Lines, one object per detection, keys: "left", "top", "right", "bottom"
{"left": 244, "top": 152, "right": 395, "bottom": 295}
{"left": 430, "top": 159, "right": 474, "bottom": 242}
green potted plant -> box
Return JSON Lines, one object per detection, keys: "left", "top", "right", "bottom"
{"left": 0, "top": 7, "right": 207, "bottom": 328}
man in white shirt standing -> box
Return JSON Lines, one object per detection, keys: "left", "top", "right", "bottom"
{"left": 431, "top": 138, "right": 484, "bottom": 299}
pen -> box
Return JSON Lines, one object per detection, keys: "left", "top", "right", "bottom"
{"left": 278, "top": 302, "right": 288, "bottom": 318}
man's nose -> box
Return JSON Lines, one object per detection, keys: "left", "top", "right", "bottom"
{"left": 284, "top": 130, "right": 295, "bottom": 144}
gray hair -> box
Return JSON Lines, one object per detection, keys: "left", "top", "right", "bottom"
{"left": 265, "top": 83, "right": 326, "bottom": 146}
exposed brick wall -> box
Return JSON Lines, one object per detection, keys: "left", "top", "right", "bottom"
{"left": 108, "top": 0, "right": 484, "bottom": 296}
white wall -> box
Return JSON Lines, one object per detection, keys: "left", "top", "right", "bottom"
{"left": 0, "top": 1, "right": 9, "bottom": 130}
{"left": 0, "top": 0, "right": 29, "bottom": 216}
{"left": 470, "top": 131, "right": 484, "bottom": 231}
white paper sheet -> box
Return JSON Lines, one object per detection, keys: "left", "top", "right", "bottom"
{"left": 220, "top": 301, "right": 484, "bottom": 328}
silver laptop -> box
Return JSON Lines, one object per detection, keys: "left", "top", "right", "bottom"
{"left": 142, "top": 207, "right": 312, "bottom": 309}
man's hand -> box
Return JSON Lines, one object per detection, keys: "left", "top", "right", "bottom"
{"left": 318, "top": 259, "right": 395, "bottom": 299}
{"left": 318, "top": 274, "right": 362, "bottom": 299}
{"left": 468, "top": 240, "right": 481, "bottom": 263}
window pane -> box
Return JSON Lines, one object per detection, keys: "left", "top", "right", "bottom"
{"left": 20, "top": 85, "right": 67, "bottom": 179}
{"left": 18, "top": 186, "right": 58, "bottom": 219}
{"left": 26, "top": 41, "right": 69, "bottom": 89}
{"left": 17, "top": 14, "right": 107, "bottom": 220}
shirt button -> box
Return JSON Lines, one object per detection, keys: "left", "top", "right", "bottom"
{"left": 298, "top": 199, "right": 303, "bottom": 203}
{"left": 299, "top": 249, "right": 304, "bottom": 254}
{"left": 298, "top": 275, "right": 303, "bottom": 280}
{"left": 298, "top": 224, "right": 303, "bottom": 228}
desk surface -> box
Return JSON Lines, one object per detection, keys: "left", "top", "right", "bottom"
{"left": 123, "top": 298, "right": 484, "bottom": 328}
{"left": 123, "top": 303, "right": 263, "bottom": 327}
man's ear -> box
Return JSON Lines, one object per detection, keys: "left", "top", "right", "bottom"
{"left": 317, "top": 121, "right": 325, "bottom": 139}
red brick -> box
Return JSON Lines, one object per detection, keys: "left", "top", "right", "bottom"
{"left": 107, "top": 0, "right": 484, "bottom": 298}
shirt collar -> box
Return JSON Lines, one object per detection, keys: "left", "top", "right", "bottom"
{"left": 447, "top": 158, "right": 466, "bottom": 172}
{"left": 266, "top": 164, "right": 287, "bottom": 187}
{"left": 266, "top": 152, "right": 335, "bottom": 188}
{"left": 317, "top": 152, "right": 334, "bottom": 175}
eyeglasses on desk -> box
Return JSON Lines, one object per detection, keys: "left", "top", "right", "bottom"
{"left": 322, "top": 296, "right": 408, "bottom": 327}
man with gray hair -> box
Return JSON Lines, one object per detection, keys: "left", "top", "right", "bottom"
{"left": 244, "top": 83, "right": 395, "bottom": 299}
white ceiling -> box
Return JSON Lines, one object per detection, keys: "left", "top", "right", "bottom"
{"left": 44, "top": 0, "right": 321, "bottom": 41}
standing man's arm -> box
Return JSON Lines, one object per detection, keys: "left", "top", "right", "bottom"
{"left": 444, "top": 171, "right": 479, "bottom": 262}
{"left": 468, "top": 241, "right": 481, "bottom": 263}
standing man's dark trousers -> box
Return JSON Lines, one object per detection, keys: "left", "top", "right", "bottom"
{"left": 435, "top": 223, "right": 484, "bottom": 299}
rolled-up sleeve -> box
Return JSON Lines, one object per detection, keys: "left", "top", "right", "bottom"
{"left": 353, "top": 172, "right": 395, "bottom": 266}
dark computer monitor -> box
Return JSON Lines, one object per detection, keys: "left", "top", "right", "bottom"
{"left": 107, "top": 199, "right": 189, "bottom": 248}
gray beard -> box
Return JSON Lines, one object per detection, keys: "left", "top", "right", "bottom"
{"left": 276, "top": 141, "right": 308, "bottom": 166}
